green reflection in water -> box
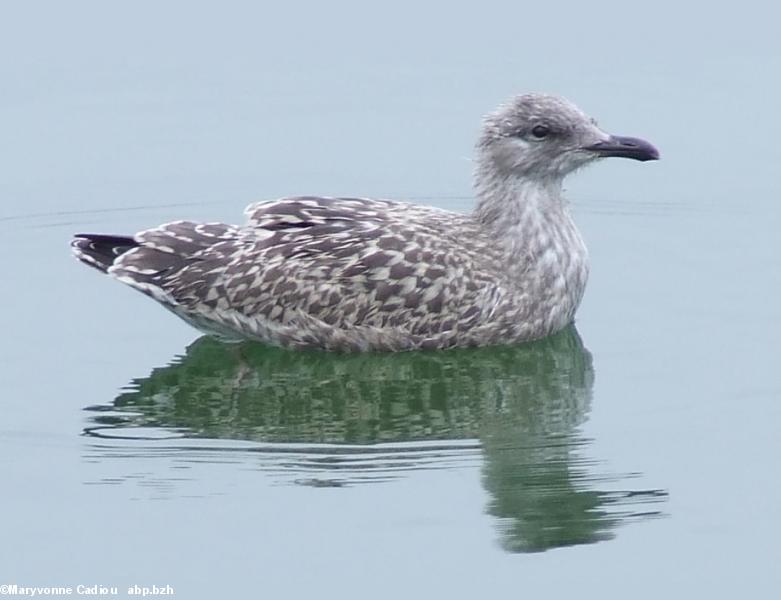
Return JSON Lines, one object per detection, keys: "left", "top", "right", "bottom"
{"left": 85, "top": 325, "right": 666, "bottom": 552}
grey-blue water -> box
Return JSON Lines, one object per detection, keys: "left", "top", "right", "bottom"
{"left": 2, "top": 1, "right": 780, "bottom": 598}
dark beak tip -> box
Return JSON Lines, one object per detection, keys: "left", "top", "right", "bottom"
{"left": 641, "top": 148, "right": 661, "bottom": 162}
{"left": 643, "top": 145, "right": 661, "bottom": 161}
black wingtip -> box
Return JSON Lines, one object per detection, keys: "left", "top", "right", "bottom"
{"left": 71, "top": 233, "right": 138, "bottom": 273}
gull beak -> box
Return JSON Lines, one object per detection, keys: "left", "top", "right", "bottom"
{"left": 583, "top": 135, "right": 660, "bottom": 161}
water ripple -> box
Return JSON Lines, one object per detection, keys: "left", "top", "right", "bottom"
{"left": 82, "top": 326, "right": 667, "bottom": 551}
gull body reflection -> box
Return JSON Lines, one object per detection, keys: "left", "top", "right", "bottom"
{"left": 84, "top": 326, "right": 665, "bottom": 552}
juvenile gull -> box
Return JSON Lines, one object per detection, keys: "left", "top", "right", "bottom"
{"left": 71, "top": 94, "right": 659, "bottom": 351}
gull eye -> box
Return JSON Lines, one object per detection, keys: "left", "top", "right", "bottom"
{"left": 531, "top": 124, "right": 551, "bottom": 139}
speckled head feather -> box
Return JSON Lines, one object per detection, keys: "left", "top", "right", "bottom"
{"left": 478, "top": 93, "right": 613, "bottom": 180}
{"left": 71, "top": 93, "right": 659, "bottom": 352}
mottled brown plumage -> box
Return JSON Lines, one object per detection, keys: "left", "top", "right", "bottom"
{"left": 72, "top": 93, "right": 658, "bottom": 351}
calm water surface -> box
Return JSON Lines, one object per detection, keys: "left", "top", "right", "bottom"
{"left": 2, "top": 2, "right": 780, "bottom": 598}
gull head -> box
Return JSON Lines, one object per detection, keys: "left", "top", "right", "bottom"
{"left": 477, "top": 93, "right": 659, "bottom": 183}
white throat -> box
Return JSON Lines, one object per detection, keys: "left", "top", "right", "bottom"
{"left": 473, "top": 168, "right": 590, "bottom": 333}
